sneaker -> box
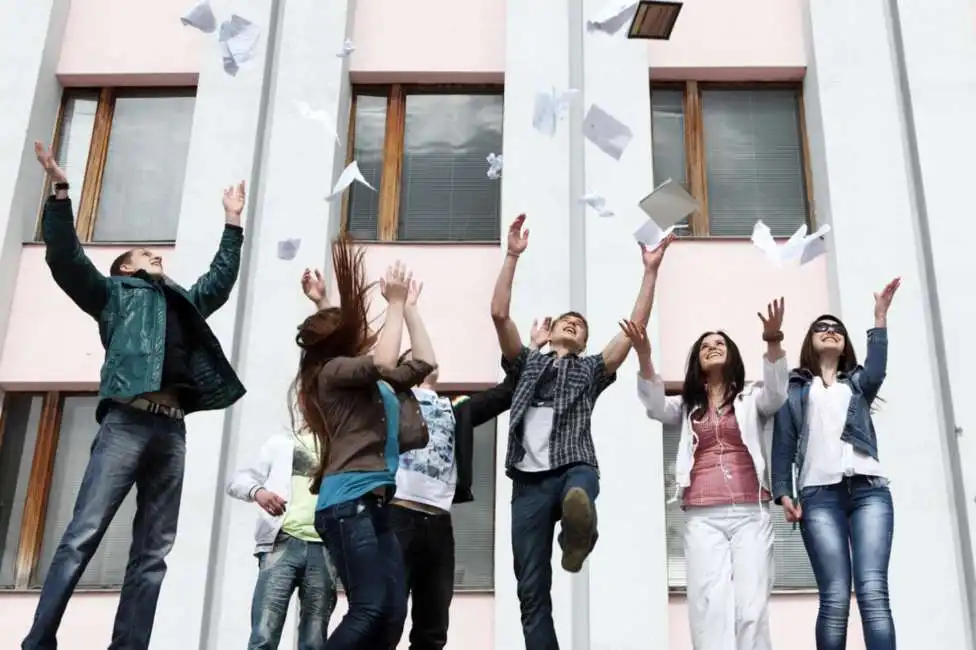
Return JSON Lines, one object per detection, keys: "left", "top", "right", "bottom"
{"left": 560, "top": 487, "right": 594, "bottom": 573}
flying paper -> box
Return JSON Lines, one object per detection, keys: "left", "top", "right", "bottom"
{"left": 583, "top": 104, "right": 633, "bottom": 160}
{"left": 751, "top": 221, "right": 832, "bottom": 266}
{"left": 634, "top": 220, "right": 675, "bottom": 250}
{"left": 800, "top": 233, "right": 829, "bottom": 265}
{"left": 487, "top": 153, "right": 503, "bottom": 180}
{"left": 587, "top": 0, "right": 640, "bottom": 35}
{"left": 336, "top": 38, "right": 355, "bottom": 58}
{"left": 580, "top": 193, "right": 614, "bottom": 218}
{"left": 181, "top": 1, "right": 217, "bottom": 33}
{"left": 638, "top": 179, "right": 700, "bottom": 230}
{"left": 277, "top": 239, "right": 301, "bottom": 261}
{"left": 532, "top": 88, "right": 579, "bottom": 137}
{"left": 326, "top": 161, "right": 375, "bottom": 201}
{"left": 295, "top": 101, "right": 341, "bottom": 144}
{"left": 218, "top": 15, "right": 261, "bottom": 76}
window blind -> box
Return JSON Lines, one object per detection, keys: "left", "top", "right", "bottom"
{"left": 346, "top": 95, "right": 387, "bottom": 240}
{"left": 451, "top": 418, "right": 497, "bottom": 590}
{"left": 650, "top": 88, "right": 690, "bottom": 235}
{"left": 0, "top": 394, "right": 44, "bottom": 587}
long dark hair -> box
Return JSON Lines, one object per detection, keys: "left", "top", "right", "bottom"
{"left": 290, "top": 237, "right": 378, "bottom": 490}
{"left": 797, "top": 314, "right": 858, "bottom": 376}
{"left": 681, "top": 331, "right": 745, "bottom": 420}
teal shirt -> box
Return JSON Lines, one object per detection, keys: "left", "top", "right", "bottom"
{"left": 316, "top": 380, "right": 400, "bottom": 511}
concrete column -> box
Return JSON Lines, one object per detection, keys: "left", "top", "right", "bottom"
{"left": 577, "top": 1, "right": 669, "bottom": 647}
{"left": 803, "top": 0, "right": 970, "bottom": 646}
{"left": 151, "top": 0, "right": 275, "bottom": 647}
{"left": 0, "top": 0, "right": 69, "bottom": 363}
{"left": 495, "top": 0, "right": 575, "bottom": 647}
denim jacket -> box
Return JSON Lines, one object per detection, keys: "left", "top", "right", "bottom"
{"left": 770, "top": 327, "right": 888, "bottom": 504}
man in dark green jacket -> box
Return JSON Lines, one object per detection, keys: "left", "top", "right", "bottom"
{"left": 23, "top": 142, "right": 247, "bottom": 650}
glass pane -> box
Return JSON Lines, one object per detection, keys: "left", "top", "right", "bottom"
{"left": 33, "top": 396, "right": 136, "bottom": 588}
{"left": 650, "top": 88, "right": 690, "bottom": 235}
{"left": 397, "top": 94, "right": 503, "bottom": 242}
{"left": 93, "top": 90, "right": 196, "bottom": 243}
{"left": 452, "top": 418, "right": 496, "bottom": 590}
{"left": 53, "top": 93, "right": 99, "bottom": 222}
{"left": 346, "top": 95, "right": 387, "bottom": 240}
{"left": 0, "top": 394, "right": 44, "bottom": 587}
{"left": 702, "top": 89, "right": 809, "bottom": 237}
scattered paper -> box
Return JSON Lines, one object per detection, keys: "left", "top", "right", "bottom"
{"left": 325, "top": 161, "right": 375, "bottom": 201}
{"left": 751, "top": 221, "right": 832, "bottom": 266}
{"left": 486, "top": 153, "right": 503, "bottom": 180}
{"left": 583, "top": 104, "right": 633, "bottom": 160}
{"left": 638, "top": 179, "right": 700, "bottom": 230}
{"left": 181, "top": 1, "right": 217, "bottom": 33}
{"left": 532, "top": 88, "right": 579, "bottom": 137}
{"left": 336, "top": 38, "right": 355, "bottom": 58}
{"left": 634, "top": 220, "right": 676, "bottom": 250}
{"left": 277, "top": 239, "right": 301, "bottom": 261}
{"left": 587, "top": 0, "right": 640, "bottom": 35}
{"left": 218, "top": 15, "right": 261, "bottom": 76}
{"left": 295, "top": 101, "right": 341, "bottom": 144}
{"left": 580, "top": 193, "right": 614, "bottom": 218}
{"left": 800, "top": 233, "right": 828, "bottom": 265}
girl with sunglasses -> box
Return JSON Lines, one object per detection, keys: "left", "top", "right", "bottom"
{"left": 770, "top": 278, "right": 901, "bottom": 650}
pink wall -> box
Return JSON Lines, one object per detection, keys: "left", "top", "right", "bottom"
{"left": 57, "top": 0, "right": 203, "bottom": 85}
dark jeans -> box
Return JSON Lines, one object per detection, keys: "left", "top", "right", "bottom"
{"left": 249, "top": 533, "right": 338, "bottom": 650}
{"left": 510, "top": 463, "right": 599, "bottom": 650}
{"left": 22, "top": 404, "right": 186, "bottom": 650}
{"left": 390, "top": 505, "right": 455, "bottom": 650}
{"left": 314, "top": 494, "right": 406, "bottom": 650}
{"left": 800, "top": 475, "right": 896, "bottom": 650}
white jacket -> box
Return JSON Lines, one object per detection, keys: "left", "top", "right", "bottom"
{"left": 636, "top": 356, "right": 790, "bottom": 504}
{"left": 226, "top": 433, "right": 299, "bottom": 555}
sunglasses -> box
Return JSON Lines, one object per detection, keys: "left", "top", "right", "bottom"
{"left": 812, "top": 321, "right": 846, "bottom": 336}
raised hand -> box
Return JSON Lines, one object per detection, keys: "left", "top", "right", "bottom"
{"left": 507, "top": 214, "right": 529, "bottom": 256}
{"left": 33, "top": 141, "right": 66, "bottom": 183}
{"left": 380, "top": 261, "right": 412, "bottom": 304}
{"left": 530, "top": 317, "right": 552, "bottom": 348}
{"left": 873, "top": 277, "right": 900, "bottom": 325}
{"left": 301, "top": 268, "right": 327, "bottom": 305}
{"left": 406, "top": 279, "right": 424, "bottom": 306}
{"left": 618, "top": 319, "right": 651, "bottom": 357}
{"left": 758, "top": 297, "right": 785, "bottom": 338}
{"left": 223, "top": 181, "right": 246, "bottom": 224}
{"left": 640, "top": 233, "right": 676, "bottom": 273}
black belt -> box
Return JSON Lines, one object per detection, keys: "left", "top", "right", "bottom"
{"left": 118, "top": 397, "right": 185, "bottom": 420}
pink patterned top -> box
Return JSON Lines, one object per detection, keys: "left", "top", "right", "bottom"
{"left": 682, "top": 407, "right": 771, "bottom": 508}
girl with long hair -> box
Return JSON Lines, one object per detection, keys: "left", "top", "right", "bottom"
{"left": 621, "top": 297, "right": 789, "bottom": 650}
{"left": 770, "top": 278, "right": 901, "bottom": 650}
{"left": 293, "top": 238, "right": 437, "bottom": 650}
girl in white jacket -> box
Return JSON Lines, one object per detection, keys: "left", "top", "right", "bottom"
{"left": 620, "top": 298, "right": 789, "bottom": 650}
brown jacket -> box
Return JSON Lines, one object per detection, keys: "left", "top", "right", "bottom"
{"left": 317, "top": 355, "right": 434, "bottom": 478}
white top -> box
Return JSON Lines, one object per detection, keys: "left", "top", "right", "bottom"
{"left": 394, "top": 387, "right": 458, "bottom": 512}
{"left": 515, "top": 406, "right": 554, "bottom": 472}
{"left": 799, "top": 378, "right": 885, "bottom": 489}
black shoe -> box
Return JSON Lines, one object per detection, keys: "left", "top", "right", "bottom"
{"left": 560, "top": 487, "right": 594, "bottom": 573}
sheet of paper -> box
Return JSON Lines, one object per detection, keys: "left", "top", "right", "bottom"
{"left": 325, "top": 161, "right": 375, "bottom": 201}
{"left": 218, "top": 15, "right": 261, "bottom": 76}
{"left": 638, "top": 179, "right": 700, "bottom": 229}
{"left": 751, "top": 221, "right": 832, "bottom": 266}
{"left": 295, "top": 101, "right": 341, "bottom": 144}
{"left": 277, "top": 238, "right": 301, "bottom": 261}
{"left": 587, "top": 0, "right": 640, "bottom": 35}
{"left": 800, "top": 234, "right": 828, "bottom": 265}
{"left": 181, "top": 1, "right": 217, "bottom": 33}
{"left": 486, "top": 153, "right": 503, "bottom": 180}
{"left": 634, "top": 220, "right": 675, "bottom": 250}
{"left": 580, "top": 193, "right": 614, "bottom": 218}
{"left": 532, "top": 88, "right": 579, "bottom": 137}
{"left": 583, "top": 104, "right": 633, "bottom": 160}
{"left": 336, "top": 38, "right": 355, "bottom": 58}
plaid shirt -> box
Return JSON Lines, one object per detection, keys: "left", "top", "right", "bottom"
{"left": 503, "top": 347, "right": 616, "bottom": 475}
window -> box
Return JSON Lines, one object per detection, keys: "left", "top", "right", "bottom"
{"left": 344, "top": 86, "right": 504, "bottom": 242}
{"left": 0, "top": 393, "right": 135, "bottom": 590}
{"left": 37, "top": 88, "right": 197, "bottom": 244}
{"left": 650, "top": 83, "right": 812, "bottom": 237}
{"left": 661, "top": 419, "right": 817, "bottom": 591}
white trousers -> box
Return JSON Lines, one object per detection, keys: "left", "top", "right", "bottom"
{"left": 684, "top": 504, "right": 774, "bottom": 650}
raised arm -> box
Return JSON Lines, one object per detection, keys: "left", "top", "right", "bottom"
{"left": 403, "top": 280, "right": 435, "bottom": 368}
{"left": 187, "top": 182, "right": 246, "bottom": 318}
{"left": 34, "top": 142, "right": 109, "bottom": 318}
{"left": 859, "top": 278, "right": 899, "bottom": 400}
{"left": 619, "top": 319, "right": 683, "bottom": 425}
{"left": 601, "top": 235, "right": 675, "bottom": 375}
{"left": 754, "top": 298, "right": 790, "bottom": 416}
{"left": 491, "top": 215, "right": 529, "bottom": 361}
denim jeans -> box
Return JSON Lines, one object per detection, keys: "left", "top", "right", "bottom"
{"left": 248, "top": 533, "right": 338, "bottom": 650}
{"left": 314, "top": 495, "right": 406, "bottom": 649}
{"left": 800, "top": 475, "right": 896, "bottom": 650}
{"left": 391, "top": 505, "right": 455, "bottom": 650}
{"left": 22, "top": 404, "right": 186, "bottom": 650}
{"left": 510, "top": 463, "right": 599, "bottom": 650}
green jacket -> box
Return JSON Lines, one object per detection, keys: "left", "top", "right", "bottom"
{"left": 42, "top": 197, "right": 246, "bottom": 421}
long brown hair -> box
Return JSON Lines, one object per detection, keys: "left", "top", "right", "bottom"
{"left": 290, "top": 237, "right": 378, "bottom": 491}
{"left": 797, "top": 314, "right": 858, "bottom": 376}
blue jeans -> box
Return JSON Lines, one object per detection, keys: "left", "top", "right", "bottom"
{"left": 249, "top": 533, "right": 338, "bottom": 650}
{"left": 510, "top": 464, "right": 599, "bottom": 650}
{"left": 314, "top": 495, "right": 406, "bottom": 649}
{"left": 22, "top": 404, "right": 186, "bottom": 650}
{"left": 800, "top": 475, "right": 896, "bottom": 650}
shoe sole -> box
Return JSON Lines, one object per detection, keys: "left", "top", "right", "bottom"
{"left": 560, "top": 487, "right": 593, "bottom": 573}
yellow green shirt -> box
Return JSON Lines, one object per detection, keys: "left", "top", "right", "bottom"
{"left": 280, "top": 433, "right": 321, "bottom": 542}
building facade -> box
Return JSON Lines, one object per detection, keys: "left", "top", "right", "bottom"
{"left": 0, "top": 0, "right": 974, "bottom": 648}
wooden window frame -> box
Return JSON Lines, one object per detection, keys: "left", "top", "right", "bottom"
{"left": 651, "top": 81, "right": 815, "bottom": 238}
{"left": 341, "top": 84, "right": 505, "bottom": 242}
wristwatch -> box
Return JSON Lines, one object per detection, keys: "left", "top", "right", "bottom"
{"left": 53, "top": 181, "right": 69, "bottom": 192}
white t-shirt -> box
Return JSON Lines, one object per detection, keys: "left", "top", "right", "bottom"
{"left": 515, "top": 406, "right": 554, "bottom": 472}
{"left": 395, "top": 387, "right": 458, "bottom": 512}
{"left": 799, "top": 378, "right": 885, "bottom": 489}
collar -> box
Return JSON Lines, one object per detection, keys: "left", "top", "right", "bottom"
{"left": 789, "top": 366, "right": 861, "bottom": 385}
{"left": 412, "top": 386, "right": 440, "bottom": 402}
